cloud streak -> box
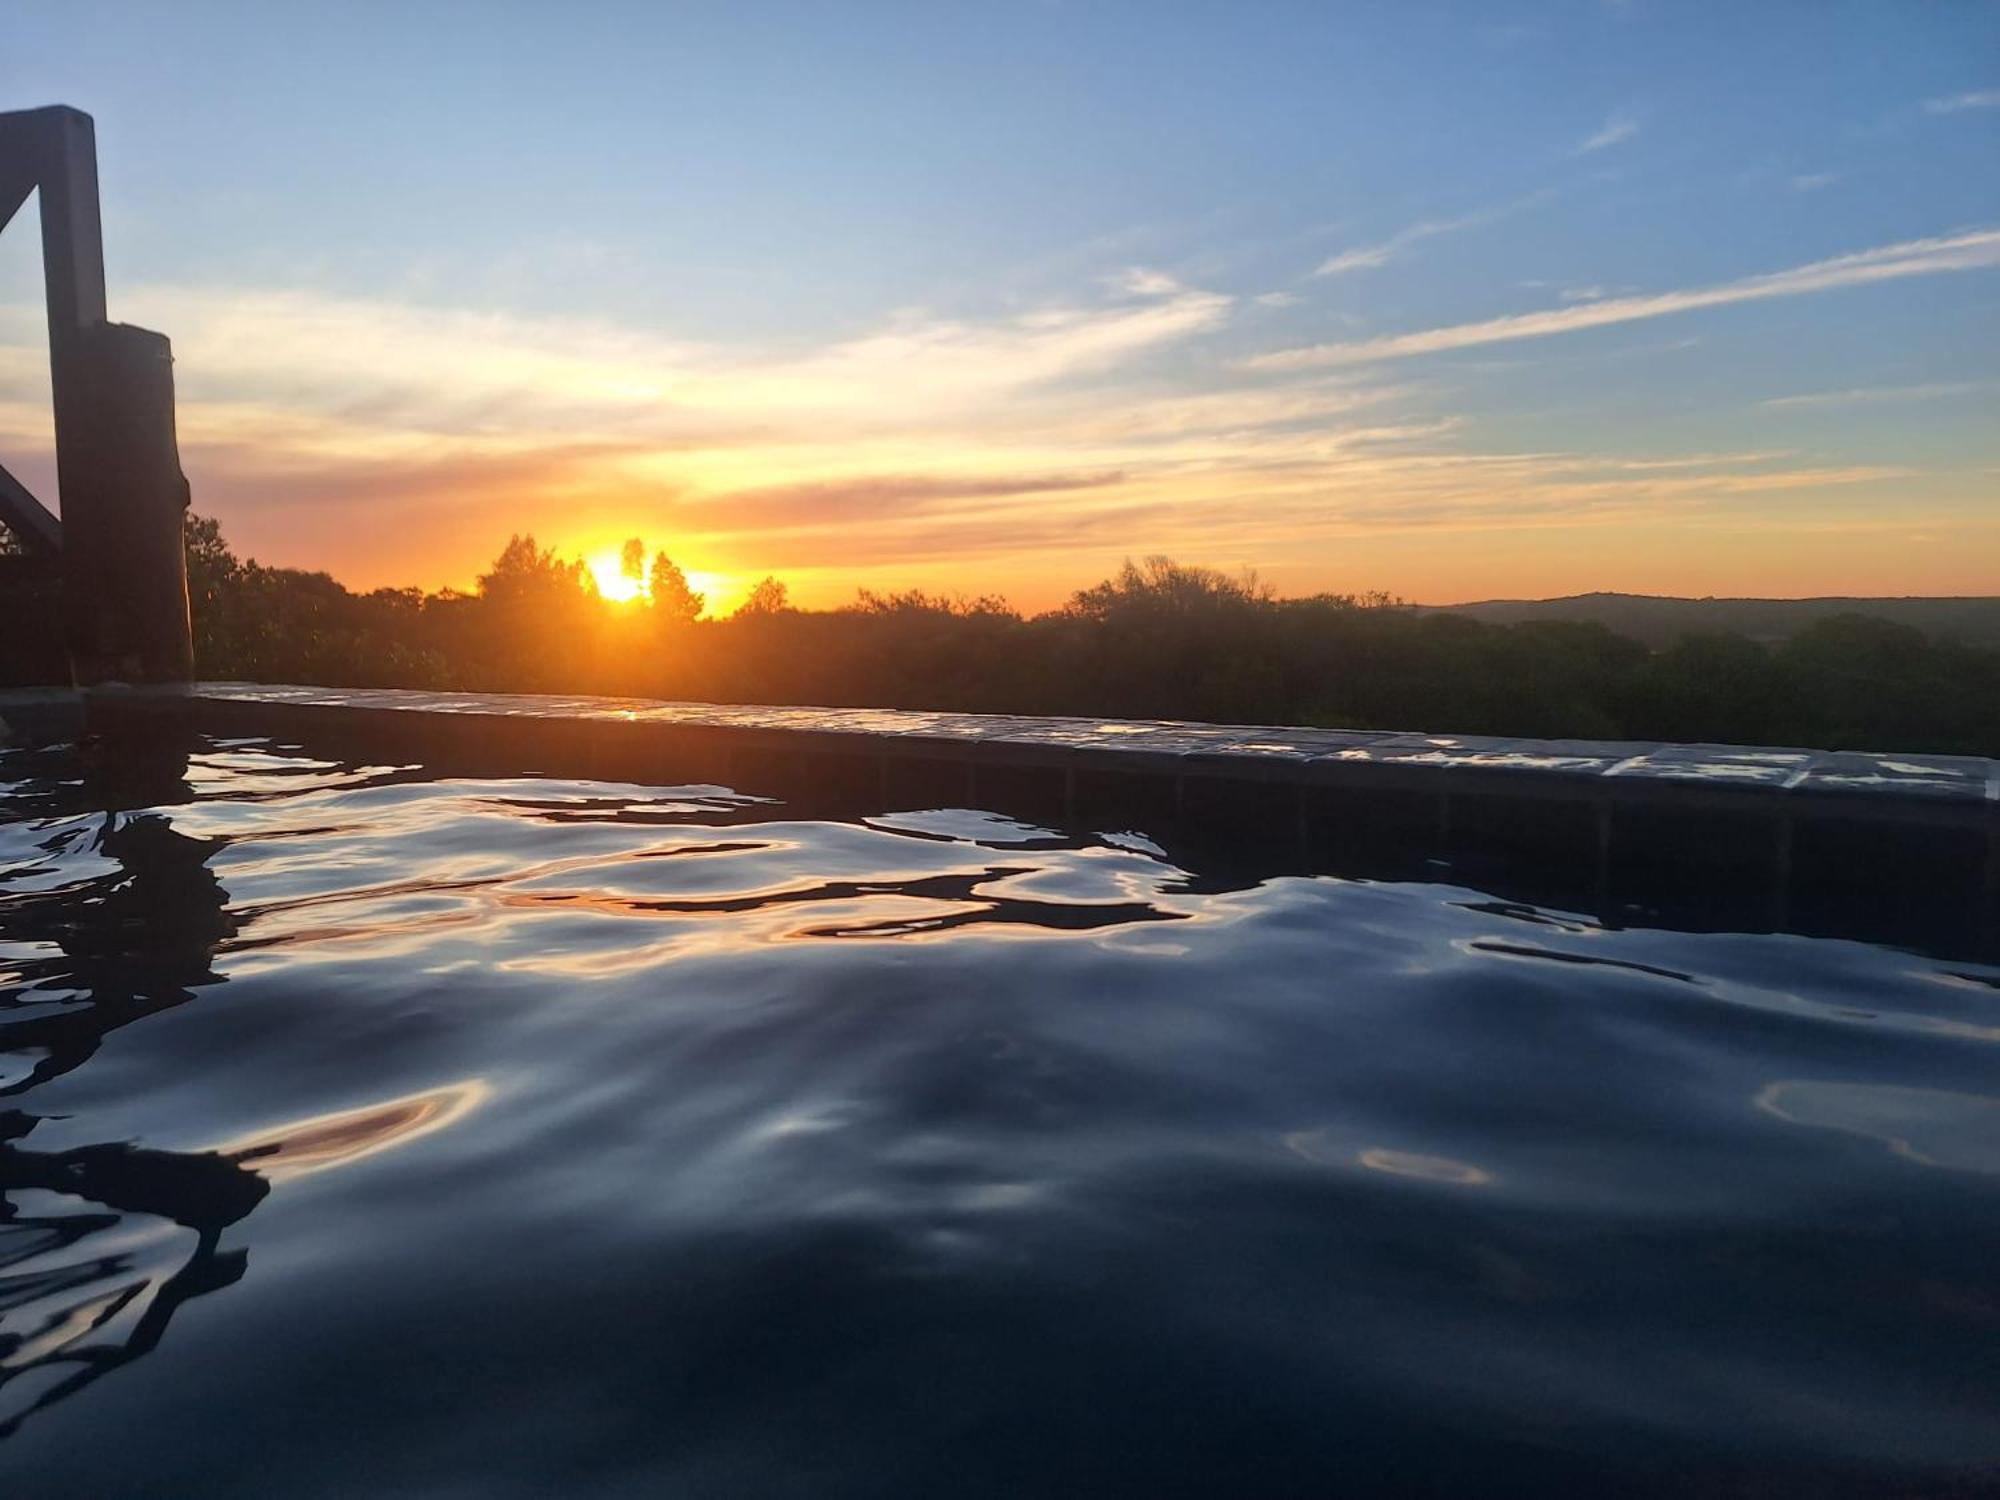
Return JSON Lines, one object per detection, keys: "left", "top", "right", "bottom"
{"left": 1761, "top": 381, "right": 1993, "bottom": 409}
{"left": 1314, "top": 212, "right": 1489, "bottom": 277}
{"left": 1312, "top": 191, "right": 1552, "bottom": 278}
{"left": 1924, "top": 90, "right": 2000, "bottom": 115}
{"left": 4, "top": 235, "right": 1986, "bottom": 605}
{"left": 1573, "top": 111, "right": 1638, "bottom": 155}
{"left": 116, "top": 275, "right": 1232, "bottom": 435}
{"left": 1247, "top": 228, "right": 2000, "bottom": 370}
{"left": 674, "top": 470, "right": 1126, "bottom": 530}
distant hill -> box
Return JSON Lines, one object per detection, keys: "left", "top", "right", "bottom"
{"left": 1422, "top": 593, "right": 2000, "bottom": 650}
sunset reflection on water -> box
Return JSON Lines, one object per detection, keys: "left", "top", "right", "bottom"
{"left": 217, "top": 1079, "right": 492, "bottom": 1183}
{"left": 3, "top": 736, "right": 1997, "bottom": 1495}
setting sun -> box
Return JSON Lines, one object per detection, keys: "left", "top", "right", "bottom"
{"left": 584, "top": 549, "right": 737, "bottom": 615}
{"left": 586, "top": 551, "right": 646, "bottom": 604}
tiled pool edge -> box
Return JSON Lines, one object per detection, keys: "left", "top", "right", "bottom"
{"left": 167, "top": 682, "right": 2000, "bottom": 820}
{"left": 15, "top": 681, "right": 2000, "bottom": 956}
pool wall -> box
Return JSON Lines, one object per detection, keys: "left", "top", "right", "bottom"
{"left": 11, "top": 681, "right": 1999, "bottom": 956}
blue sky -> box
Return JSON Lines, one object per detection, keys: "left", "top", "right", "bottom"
{"left": 3, "top": 1, "right": 1996, "bottom": 606}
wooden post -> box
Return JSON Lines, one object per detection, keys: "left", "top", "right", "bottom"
{"left": 0, "top": 105, "right": 193, "bottom": 685}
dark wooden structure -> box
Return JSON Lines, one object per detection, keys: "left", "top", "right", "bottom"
{"left": 0, "top": 105, "right": 192, "bottom": 686}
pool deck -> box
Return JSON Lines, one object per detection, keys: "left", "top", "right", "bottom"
{"left": 6, "top": 680, "right": 1997, "bottom": 953}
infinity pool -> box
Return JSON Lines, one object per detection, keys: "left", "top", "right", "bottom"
{"left": 2, "top": 737, "right": 1996, "bottom": 1496}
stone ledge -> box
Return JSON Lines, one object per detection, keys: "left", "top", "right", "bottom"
{"left": 2, "top": 681, "right": 1995, "bottom": 830}
{"left": 4, "top": 681, "right": 1992, "bottom": 957}
{"left": 151, "top": 682, "right": 2000, "bottom": 827}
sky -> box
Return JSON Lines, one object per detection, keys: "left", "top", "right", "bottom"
{"left": 2, "top": 1, "right": 1997, "bottom": 611}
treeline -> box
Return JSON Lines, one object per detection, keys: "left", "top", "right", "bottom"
{"left": 1432, "top": 592, "right": 2000, "bottom": 651}
{"left": 186, "top": 518, "right": 2000, "bottom": 756}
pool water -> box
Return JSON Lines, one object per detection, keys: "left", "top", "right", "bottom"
{"left": 1, "top": 737, "right": 1996, "bottom": 1497}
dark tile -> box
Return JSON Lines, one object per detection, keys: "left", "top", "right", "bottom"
{"left": 881, "top": 755, "right": 977, "bottom": 812}
{"left": 729, "top": 746, "right": 881, "bottom": 811}
{"left": 1790, "top": 817, "right": 1992, "bottom": 950}
{"left": 1445, "top": 792, "right": 1602, "bottom": 909}
{"left": 1605, "top": 803, "right": 1785, "bottom": 932}
{"left": 1304, "top": 784, "right": 1443, "bottom": 880}
{"left": 966, "top": 762, "right": 1069, "bottom": 826}
{"left": 1073, "top": 767, "right": 1180, "bottom": 833}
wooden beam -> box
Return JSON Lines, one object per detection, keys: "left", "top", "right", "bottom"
{"left": 0, "top": 105, "right": 193, "bottom": 684}
{"left": 0, "top": 461, "right": 61, "bottom": 556}
{"left": 0, "top": 164, "right": 32, "bottom": 236}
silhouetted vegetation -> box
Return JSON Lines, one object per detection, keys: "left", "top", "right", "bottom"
{"left": 1431, "top": 591, "right": 2000, "bottom": 651}
{"left": 185, "top": 517, "right": 2000, "bottom": 755}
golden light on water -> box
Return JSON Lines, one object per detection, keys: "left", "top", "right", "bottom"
{"left": 213, "top": 1079, "right": 493, "bottom": 1182}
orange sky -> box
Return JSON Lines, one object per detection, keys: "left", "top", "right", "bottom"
{"left": 3, "top": 234, "right": 1997, "bottom": 612}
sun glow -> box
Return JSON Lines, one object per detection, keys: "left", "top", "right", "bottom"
{"left": 587, "top": 551, "right": 647, "bottom": 604}
{"left": 584, "top": 550, "right": 739, "bottom": 615}
{"left": 682, "top": 568, "right": 738, "bottom": 615}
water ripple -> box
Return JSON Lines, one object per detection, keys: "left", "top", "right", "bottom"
{"left": 0, "top": 737, "right": 1996, "bottom": 1496}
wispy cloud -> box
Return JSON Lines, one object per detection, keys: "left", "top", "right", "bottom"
{"left": 1247, "top": 228, "right": 2000, "bottom": 370}
{"left": 1313, "top": 215, "right": 1479, "bottom": 277}
{"left": 3, "top": 245, "right": 1984, "bottom": 603}
{"left": 119, "top": 274, "right": 1232, "bottom": 433}
{"left": 1761, "top": 380, "right": 1993, "bottom": 409}
{"left": 1106, "top": 266, "right": 1185, "bottom": 298}
{"left": 1312, "top": 192, "right": 1550, "bottom": 277}
{"left": 671, "top": 470, "right": 1128, "bottom": 531}
{"left": 1924, "top": 90, "right": 2000, "bottom": 115}
{"left": 1791, "top": 173, "right": 1836, "bottom": 192}
{"left": 1573, "top": 110, "right": 1639, "bottom": 155}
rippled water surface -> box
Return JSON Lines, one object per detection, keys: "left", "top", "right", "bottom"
{"left": 2, "top": 737, "right": 1996, "bottom": 1497}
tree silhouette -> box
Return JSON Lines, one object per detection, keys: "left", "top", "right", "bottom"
{"left": 648, "top": 552, "right": 704, "bottom": 624}
{"left": 478, "top": 534, "right": 591, "bottom": 607}
{"left": 737, "top": 576, "right": 789, "bottom": 616}
{"left": 1066, "top": 555, "right": 1270, "bottom": 621}
{"left": 176, "top": 517, "right": 2000, "bottom": 756}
